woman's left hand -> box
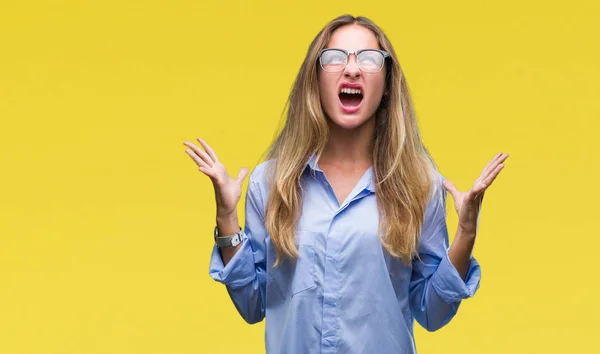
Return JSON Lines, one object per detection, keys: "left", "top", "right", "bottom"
{"left": 442, "top": 153, "right": 509, "bottom": 236}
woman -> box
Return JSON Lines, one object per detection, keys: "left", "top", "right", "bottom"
{"left": 184, "top": 14, "right": 507, "bottom": 354}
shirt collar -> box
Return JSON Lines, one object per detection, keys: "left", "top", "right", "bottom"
{"left": 304, "top": 153, "right": 375, "bottom": 193}
{"left": 306, "top": 153, "right": 321, "bottom": 172}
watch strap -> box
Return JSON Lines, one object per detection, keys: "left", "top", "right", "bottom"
{"left": 214, "top": 226, "right": 243, "bottom": 248}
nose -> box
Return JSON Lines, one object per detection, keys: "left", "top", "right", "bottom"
{"left": 343, "top": 54, "right": 361, "bottom": 79}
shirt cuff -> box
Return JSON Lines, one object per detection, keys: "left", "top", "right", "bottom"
{"left": 431, "top": 252, "right": 481, "bottom": 304}
{"left": 209, "top": 234, "right": 256, "bottom": 289}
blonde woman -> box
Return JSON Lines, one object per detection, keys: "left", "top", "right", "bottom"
{"left": 184, "top": 14, "right": 508, "bottom": 354}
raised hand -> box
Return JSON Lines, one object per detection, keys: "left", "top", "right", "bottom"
{"left": 183, "top": 138, "right": 248, "bottom": 218}
{"left": 442, "top": 153, "right": 509, "bottom": 235}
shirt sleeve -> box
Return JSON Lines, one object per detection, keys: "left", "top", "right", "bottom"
{"left": 208, "top": 166, "right": 269, "bottom": 324}
{"left": 409, "top": 174, "right": 481, "bottom": 332}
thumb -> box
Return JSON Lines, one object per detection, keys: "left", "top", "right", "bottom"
{"left": 442, "top": 178, "right": 460, "bottom": 201}
{"left": 236, "top": 167, "right": 249, "bottom": 183}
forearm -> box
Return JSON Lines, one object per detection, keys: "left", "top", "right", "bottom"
{"left": 216, "top": 211, "right": 243, "bottom": 265}
{"left": 448, "top": 227, "right": 476, "bottom": 281}
{"left": 209, "top": 212, "right": 266, "bottom": 324}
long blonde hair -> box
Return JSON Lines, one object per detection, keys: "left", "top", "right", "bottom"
{"left": 264, "top": 14, "right": 439, "bottom": 266}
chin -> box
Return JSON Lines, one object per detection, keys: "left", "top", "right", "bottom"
{"left": 328, "top": 113, "right": 371, "bottom": 130}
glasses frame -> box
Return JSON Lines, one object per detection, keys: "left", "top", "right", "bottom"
{"left": 319, "top": 48, "right": 390, "bottom": 73}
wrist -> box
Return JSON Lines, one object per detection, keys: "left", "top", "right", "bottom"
{"left": 216, "top": 211, "right": 240, "bottom": 236}
{"left": 456, "top": 224, "right": 477, "bottom": 241}
{"left": 216, "top": 211, "right": 237, "bottom": 223}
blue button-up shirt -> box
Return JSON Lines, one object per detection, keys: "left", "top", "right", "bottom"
{"left": 210, "top": 155, "right": 481, "bottom": 353}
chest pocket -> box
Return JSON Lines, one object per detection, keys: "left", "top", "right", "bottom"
{"left": 265, "top": 230, "right": 317, "bottom": 297}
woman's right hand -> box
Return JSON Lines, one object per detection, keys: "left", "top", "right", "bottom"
{"left": 183, "top": 138, "right": 249, "bottom": 218}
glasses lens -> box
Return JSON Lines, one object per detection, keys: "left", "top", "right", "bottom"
{"left": 320, "top": 49, "right": 347, "bottom": 72}
{"left": 358, "top": 50, "right": 385, "bottom": 73}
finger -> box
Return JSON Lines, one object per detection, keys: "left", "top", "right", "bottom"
{"left": 482, "top": 163, "right": 505, "bottom": 187}
{"left": 184, "top": 141, "right": 214, "bottom": 167}
{"left": 481, "top": 153, "right": 501, "bottom": 176}
{"left": 481, "top": 152, "right": 504, "bottom": 178}
{"left": 474, "top": 163, "right": 505, "bottom": 194}
{"left": 442, "top": 179, "right": 461, "bottom": 201}
{"left": 481, "top": 153, "right": 509, "bottom": 180}
{"left": 236, "top": 167, "right": 249, "bottom": 183}
{"left": 197, "top": 138, "right": 219, "bottom": 162}
{"left": 471, "top": 183, "right": 487, "bottom": 196}
{"left": 184, "top": 148, "right": 209, "bottom": 167}
{"left": 198, "top": 165, "right": 217, "bottom": 179}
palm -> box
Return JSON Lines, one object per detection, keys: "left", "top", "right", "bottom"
{"left": 209, "top": 160, "right": 245, "bottom": 215}
{"left": 442, "top": 153, "right": 509, "bottom": 234}
{"left": 183, "top": 138, "right": 248, "bottom": 216}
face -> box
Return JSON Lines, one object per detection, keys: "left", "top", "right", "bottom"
{"left": 318, "top": 24, "right": 387, "bottom": 130}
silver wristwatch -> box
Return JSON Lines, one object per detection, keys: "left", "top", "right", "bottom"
{"left": 214, "top": 226, "right": 243, "bottom": 248}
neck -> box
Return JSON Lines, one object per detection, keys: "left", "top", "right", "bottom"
{"left": 320, "top": 116, "right": 375, "bottom": 167}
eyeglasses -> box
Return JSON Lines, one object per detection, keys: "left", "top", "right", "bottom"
{"left": 319, "top": 48, "right": 390, "bottom": 73}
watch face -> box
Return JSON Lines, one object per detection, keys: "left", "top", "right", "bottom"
{"left": 216, "top": 237, "right": 230, "bottom": 248}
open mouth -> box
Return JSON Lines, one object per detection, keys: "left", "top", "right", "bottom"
{"left": 338, "top": 87, "right": 363, "bottom": 108}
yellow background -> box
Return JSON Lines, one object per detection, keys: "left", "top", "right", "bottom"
{"left": 1, "top": 0, "right": 598, "bottom": 353}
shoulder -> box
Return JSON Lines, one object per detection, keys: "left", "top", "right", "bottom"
{"left": 246, "top": 159, "right": 275, "bottom": 207}
{"left": 432, "top": 171, "right": 447, "bottom": 205}
{"left": 415, "top": 170, "right": 450, "bottom": 247}
{"left": 248, "top": 159, "right": 274, "bottom": 187}
{"left": 424, "top": 170, "right": 447, "bottom": 223}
